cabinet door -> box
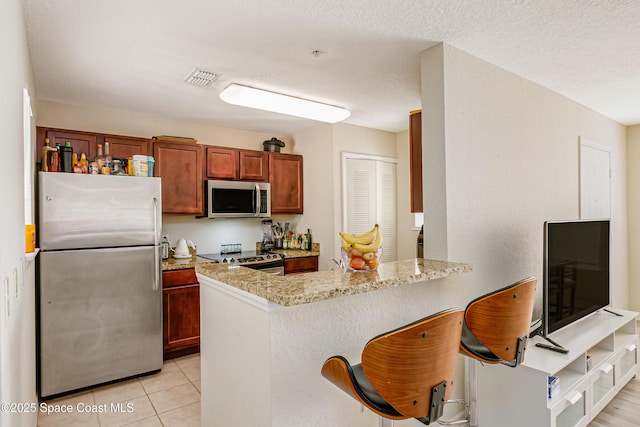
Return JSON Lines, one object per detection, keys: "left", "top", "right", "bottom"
{"left": 154, "top": 141, "right": 204, "bottom": 214}
{"left": 206, "top": 146, "right": 238, "bottom": 179}
{"left": 284, "top": 256, "right": 318, "bottom": 275}
{"left": 163, "top": 283, "right": 200, "bottom": 355}
{"left": 269, "top": 153, "right": 303, "bottom": 214}
{"left": 105, "top": 135, "right": 150, "bottom": 160}
{"left": 409, "top": 110, "right": 423, "bottom": 213}
{"left": 40, "top": 129, "right": 97, "bottom": 163}
{"left": 239, "top": 150, "right": 269, "bottom": 181}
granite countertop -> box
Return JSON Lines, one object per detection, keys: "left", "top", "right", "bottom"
{"left": 162, "top": 243, "right": 321, "bottom": 271}
{"left": 195, "top": 258, "right": 472, "bottom": 307}
{"left": 162, "top": 256, "right": 209, "bottom": 271}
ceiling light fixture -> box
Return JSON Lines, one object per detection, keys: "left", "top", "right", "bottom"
{"left": 219, "top": 83, "right": 350, "bottom": 123}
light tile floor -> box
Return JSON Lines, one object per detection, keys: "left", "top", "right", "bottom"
{"left": 37, "top": 354, "right": 201, "bottom": 427}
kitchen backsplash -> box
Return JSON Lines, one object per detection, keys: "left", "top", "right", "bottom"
{"left": 162, "top": 215, "right": 309, "bottom": 254}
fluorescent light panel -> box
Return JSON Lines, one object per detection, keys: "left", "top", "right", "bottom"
{"left": 219, "top": 83, "right": 350, "bottom": 123}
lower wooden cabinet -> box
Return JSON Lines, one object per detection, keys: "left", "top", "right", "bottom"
{"left": 284, "top": 256, "right": 318, "bottom": 275}
{"left": 163, "top": 269, "right": 200, "bottom": 359}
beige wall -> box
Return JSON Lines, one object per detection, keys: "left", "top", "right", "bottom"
{"left": 0, "top": 0, "right": 38, "bottom": 425}
{"left": 422, "top": 44, "right": 629, "bottom": 318}
{"left": 627, "top": 125, "right": 640, "bottom": 310}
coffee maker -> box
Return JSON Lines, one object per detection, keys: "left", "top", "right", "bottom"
{"left": 261, "top": 220, "right": 274, "bottom": 250}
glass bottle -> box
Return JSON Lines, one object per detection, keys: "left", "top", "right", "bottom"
{"left": 104, "top": 141, "right": 112, "bottom": 173}
{"left": 95, "top": 144, "right": 106, "bottom": 173}
{"left": 305, "top": 229, "right": 312, "bottom": 251}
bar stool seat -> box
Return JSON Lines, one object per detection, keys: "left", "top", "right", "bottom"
{"left": 321, "top": 308, "right": 465, "bottom": 425}
{"left": 439, "top": 277, "right": 537, "bottom": 426}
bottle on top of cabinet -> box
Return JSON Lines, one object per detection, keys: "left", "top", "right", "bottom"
{"left": 79, "top": 152, "right": 89, "bottom": 174}
{"left": 61, "top": 142, "right": 73, "bottom": 173}
{"left": 95, "top": 144, "right": 106, "bottom": 173}
{"left": 104, "top": 141, "right": 113, "bottom": 174}
{"left": 41, "top": 138, "right": 56, "bottom": 172}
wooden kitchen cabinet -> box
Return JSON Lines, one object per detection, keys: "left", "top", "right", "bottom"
{"left": 284, "top": 256, "right": 318, "bottom": 275}
{"left": 36, "top": 127, "right": 150, "bottom": 164}
{"left": 206, "top": 146, "right": 238, "bottom": 179}
{"left": 163, "top": 269, "right": 200, "bottom": 359}
{"left": 239, "top": 150, "right": 269, "bottom": 181}
{"left": 154, "top": 140, "right": 204, "bottom": 215}
{"left": 409, "top": 110, "right": 423, "bottom": 213}
{"left": 269, "top": 152, "right": 303, "bottom": 214}
{"left": 206, "top": 146, "right": 269, "bottom": 181}
{"left": 37, "top": 128, "right": 97, "bottom": 163}
{"left": 104, "top": 135, "right": 150, "bottom": 159}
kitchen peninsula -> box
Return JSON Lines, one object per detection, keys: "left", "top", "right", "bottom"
{"left": 196, "top": 258, "right": 471, "bottom": 426}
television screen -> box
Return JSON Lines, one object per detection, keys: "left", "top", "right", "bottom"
{"left": 543, "top": 219, "right": 610, "bottom": 336}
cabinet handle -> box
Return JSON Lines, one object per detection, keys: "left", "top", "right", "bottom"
{"left": 626, "top": 343, "right": 637, "bottom": 352}
{"left": 600, "top": 363, "right": 613, "bottom": 374}
{"left": 567, "top": 391, "right": 582, "bottom": 405}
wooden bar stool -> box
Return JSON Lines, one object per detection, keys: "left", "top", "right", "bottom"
{"left": 439, "top": 277, "right": 537, "bottom": 426}
{"left": 321, "top": 308, "right": 465, "bottom": 426}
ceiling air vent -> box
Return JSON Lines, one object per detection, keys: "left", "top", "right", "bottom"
{"left": 184, "top": 68, "right": 221, "bottom": 87}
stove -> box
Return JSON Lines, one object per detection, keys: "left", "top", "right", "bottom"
{"left": 198, "top": 251, "right": 284, "bottom": 275}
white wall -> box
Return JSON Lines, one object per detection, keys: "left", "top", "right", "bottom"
{"left": 627, "top": 125, "right": 640, "bottom": 311}
{"left": 422, "top": 44, "right": 629, "bottom": 320}
{"left": 0, "top": 0, "right": 38, "bottom": 425}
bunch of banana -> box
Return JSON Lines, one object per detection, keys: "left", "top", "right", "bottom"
{"left": 340, "top": 224, "right": 383, "bottom": 271}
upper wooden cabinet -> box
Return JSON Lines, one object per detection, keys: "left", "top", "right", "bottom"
{"left": 206, "top": 146, "right": 268, "bottom": 181}
{"left": 409, "top": 110, "right": 423, "bottom": 213}
{"left": 206, "top": 146, "right": 238, "bottom": 179}
{"left": 154, "top": 140, "right": 204, "bottom": 215}
{"left": 36, "top": 127, "right": 150, "bottom": 164}
{"left": 239, "top": 150, "right": 269, "bottom": 181}
{"left": 104, "top": 135, "right": 150, "bottom": 160}
{"left": 269, "top": 153, "right": 303, "bottom": 214}
{"left": 37, "top": 128, "right": 97, "bottom": 163}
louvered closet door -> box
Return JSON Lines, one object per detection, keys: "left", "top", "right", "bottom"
{"left": 344, "top": 157, "right": 397, "bottom": 263}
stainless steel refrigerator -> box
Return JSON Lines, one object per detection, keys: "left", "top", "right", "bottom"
{"left": 38, "top": 171, "right": 163, "bottom": 398}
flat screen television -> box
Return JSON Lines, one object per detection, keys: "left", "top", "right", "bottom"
{"left": 542, "top": 219, "right": 610, "bottom": 337}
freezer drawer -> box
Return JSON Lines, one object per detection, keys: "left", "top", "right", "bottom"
{"left": 39, "top": 172, "right": 161, "bottom": 250}
{"left": 39, "top": 246, "right": 162, "bottom": 398}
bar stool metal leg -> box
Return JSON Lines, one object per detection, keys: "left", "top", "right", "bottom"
{"left": 379, "top": 417, "right": 394, "bottom": 427}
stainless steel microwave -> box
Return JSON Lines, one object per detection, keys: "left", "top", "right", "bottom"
{"left": 205, "top": 180, "right": 270, "bottom": 218}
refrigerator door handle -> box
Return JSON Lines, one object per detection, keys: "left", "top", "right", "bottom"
{"left": 153, "top": 197, "right": 160, "bottom": 292}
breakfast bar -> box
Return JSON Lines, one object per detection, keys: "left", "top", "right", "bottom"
{"left": 196, "top": 258, "right": 472, "bottom": 426}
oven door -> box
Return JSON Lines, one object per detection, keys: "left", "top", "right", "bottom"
{"left": 245, "top": 258, "right": 284, "bottom": 276}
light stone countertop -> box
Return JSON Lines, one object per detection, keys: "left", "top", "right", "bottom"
{"left": 162, "top": 256, "right": 210, "bottom": 271}
{"left": 196, "top": 258, "right": 472, "bottom": 306}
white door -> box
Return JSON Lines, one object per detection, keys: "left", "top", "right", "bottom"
{"left": 579, "top": 137, "right": 611, "bottom": 219}
{"left": 343, "top": 155, "right": 397, "bottom": 262}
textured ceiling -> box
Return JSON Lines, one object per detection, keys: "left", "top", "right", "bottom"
{"left": 21, "top": 0, "right": 640, "bottom": 135}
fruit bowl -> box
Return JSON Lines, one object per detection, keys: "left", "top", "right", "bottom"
{"left": 341, "top": 247, "right": 383, "bottom": 272}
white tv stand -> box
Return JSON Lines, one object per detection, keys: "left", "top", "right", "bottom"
{"left": 476, "top": 308, "right": 638, "bottom": 427}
